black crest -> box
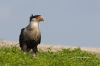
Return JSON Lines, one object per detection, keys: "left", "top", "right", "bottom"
{"left": 29, "top": 14, "right": 41, "bottom": 22}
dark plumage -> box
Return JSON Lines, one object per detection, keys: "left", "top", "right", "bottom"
{"left": 19, "top": 14, "right": 44, "bottom": 56}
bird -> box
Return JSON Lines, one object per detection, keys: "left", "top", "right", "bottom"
{"left": 19, "top": 14, "right": 44, "bottom": 57}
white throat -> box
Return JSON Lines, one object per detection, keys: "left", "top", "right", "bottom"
{"left": 28, "top": 21, "right": 39, "bottom": 28}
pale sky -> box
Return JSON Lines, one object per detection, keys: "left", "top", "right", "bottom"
{"left": 0, "top": 0, "right": 100, "bottom": 47}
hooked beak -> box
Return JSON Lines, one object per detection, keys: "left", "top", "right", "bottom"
{"left": 41, "top": 18, "right": 44, "bottom": 21}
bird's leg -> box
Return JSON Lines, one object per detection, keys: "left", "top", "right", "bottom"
{"left": 27, "top": 49, "right": 31, "bottom": 54}
{"left": 32, "top": 44, "right": 38, "bottom": 57}
{"left": 21, "top": 44, "right": 28, "bottom": 53}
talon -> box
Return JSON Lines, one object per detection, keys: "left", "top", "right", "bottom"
{"left": 31, "top": 53, "right": 36, "bottom": 57}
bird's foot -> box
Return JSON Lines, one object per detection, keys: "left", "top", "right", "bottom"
{"left": 32, "top": 53, "right": 36, "bottom": 57}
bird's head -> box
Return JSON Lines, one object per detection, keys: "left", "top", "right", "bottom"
{"left": 29, "top": 14, "right": 44, "bottom": 22}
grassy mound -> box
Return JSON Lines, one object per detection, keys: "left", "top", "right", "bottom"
{"left": 0, "top": 47, "right": 100, "bottom": 66}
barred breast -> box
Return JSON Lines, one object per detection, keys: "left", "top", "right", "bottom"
{"left": 23, "top": 28, "right": 41, "bottom": 41}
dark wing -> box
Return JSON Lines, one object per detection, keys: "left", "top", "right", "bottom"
{"left": 38, "top": 34, "right": 41, "bottom": 44}
{"left": 19, "top": 28, "right": 25, "bottom": 47}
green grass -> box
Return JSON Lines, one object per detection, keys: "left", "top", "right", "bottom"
{"left": 0, "top": 47, "right": 100, "bottom": 66}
